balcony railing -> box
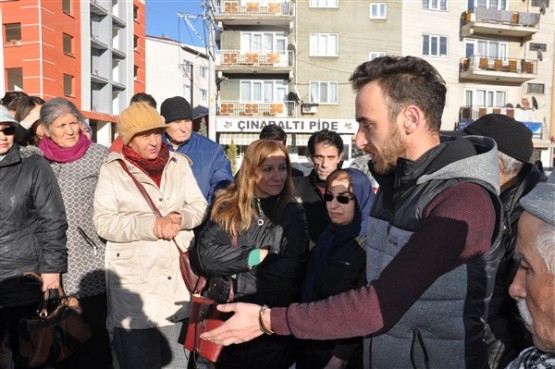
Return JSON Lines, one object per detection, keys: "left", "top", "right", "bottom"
{"left": 218, "top": 50, "right": 293, "bottom": 68}
{"left": 217, "top": 1, "right": 293, "bottom": 16}
{"left": 218, "top": 101, "right": 297, "bottom": 117}
{"left": 461, "top": 7, "right": 540, "bottom": 40}
{"left": 459, "top": 56, "right": 537, "bottom": 83}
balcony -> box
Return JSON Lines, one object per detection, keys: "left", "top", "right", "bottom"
{"left": 459, "top": 56, "right": 537, "bottom": 83}
{"left": 215, "top": 0, "right": 294, "bottom": 27}
{"left": 217, "top": 101, "right": 297, "bottom": 117}
{"left": 461, "top": 8, "right": 540, "bottom": 43}
{"left": 217, "top": 50, "right": 293, "bottom": 74}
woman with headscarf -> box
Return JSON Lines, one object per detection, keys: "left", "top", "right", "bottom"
{"left": 297, "top": 168, "right": 374, "bottom": 369}
{"left": 193, "top": 139, "right": 309, "bottom": 369}
{"left": 0, "top": 105, "right": 67, "bottom": 368}
{"left": 38, "top": 97, "right": 112, "bottom": 369}
{"left": 93, "top": 102, "right": 208, "bottom": 369}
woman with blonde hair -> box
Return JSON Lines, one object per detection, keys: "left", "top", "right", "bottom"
{"left": 193, "top": 139, "right": 309, "bottom": 369}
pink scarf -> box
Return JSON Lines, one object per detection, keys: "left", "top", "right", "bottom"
{"left": 39, "top": 134, "right": 92, "bottom": 163}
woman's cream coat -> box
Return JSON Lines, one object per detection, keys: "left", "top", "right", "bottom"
{"left": 93, "top": 151, "right": 208, "bottom": 329}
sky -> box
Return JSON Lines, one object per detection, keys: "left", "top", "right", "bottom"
{"left": 146, "top": 0, "right": 207, "bottom": 47}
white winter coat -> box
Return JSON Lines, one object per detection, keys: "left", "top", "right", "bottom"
{"left": 93, "top": 151, "right": 208, "bottom": 329}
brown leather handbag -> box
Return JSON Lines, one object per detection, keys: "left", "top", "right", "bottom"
{"left": 16, "top": 285, "right": 92, "bottom": 368}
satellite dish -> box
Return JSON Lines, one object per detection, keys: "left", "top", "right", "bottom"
{"left": 540, "top": 1, "right": 546, "bottom": 15}
{"left": 537, "top": 50, "right": 543, "bottom": 62}
{"left": 532, "top": 96, "right": 538, "bottom": 110}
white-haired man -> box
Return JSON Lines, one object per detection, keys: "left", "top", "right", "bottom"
{"left": 506, "top": 171, "right": 555, "bottom": 368}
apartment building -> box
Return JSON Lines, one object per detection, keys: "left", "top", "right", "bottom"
{"left": 0, "top": 0, "right": 146, "bottom": 146}
{"left": 145, "top": 35, "right": 212, "bottom": 131}
{"left": 211, "top": 0, "right": 554, "bottom": 165}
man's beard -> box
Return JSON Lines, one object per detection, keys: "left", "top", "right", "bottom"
{"left": 363, "top": 125, "right": 406, "bottom": 175}
{"left": 517, "top": 298, "right": 534, "bottom": 327}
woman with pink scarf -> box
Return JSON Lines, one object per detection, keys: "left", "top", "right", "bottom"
{"left": 38, "top": 98, "right": 113, "bottom": 369}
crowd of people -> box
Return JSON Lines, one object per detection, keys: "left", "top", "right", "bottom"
{"left": 0, "top": 55, "right": 553, "bottom": 369}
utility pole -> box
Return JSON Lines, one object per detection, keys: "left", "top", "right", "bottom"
{"left": 177, "top": 5, "right": 217, "bottom": 141}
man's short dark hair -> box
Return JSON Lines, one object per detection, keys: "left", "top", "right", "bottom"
{"left": 260, "top": 124, "right": 287, "bottom": 145}
{"left": 307, "top": 129, "right": 344, "bottom": 157}
{"left": 130, "top": 92, "right": 157, "bottom": 109}
{"left": 350, "top": 56, "right": 446, "bottom": 132}
{"left": 1, "top": 91, "right": 29, "bottom": 112}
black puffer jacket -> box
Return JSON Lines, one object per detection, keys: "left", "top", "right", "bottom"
{"left": 0, "top": 144, "right": 68, "bottom": 309}
{"left": 195, "top": 196, "right": 309, "bottom": 307}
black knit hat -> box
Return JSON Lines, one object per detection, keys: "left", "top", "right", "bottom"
{"left": 160, "top": 96, "right": 193, "bottom": 123}
{"left": 464, "top": 114, "right": 533, "bottom": 163}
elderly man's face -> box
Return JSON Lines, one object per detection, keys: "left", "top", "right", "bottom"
{"left": 509, "top": 211, "right": 555, "bottom": 352}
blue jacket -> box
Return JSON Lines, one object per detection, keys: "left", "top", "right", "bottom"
{"left": 163, "top": 132, "right": 233, "bottom": 204}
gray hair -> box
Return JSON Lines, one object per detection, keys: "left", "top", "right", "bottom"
{"left": 499, "top": 152, "right": 524, "bottom": 177}
{"left": 40, "top": 98, "right": 85, "bottom": 132}
{"left": 536, "top": 223, "right": 555, "bottom": 276}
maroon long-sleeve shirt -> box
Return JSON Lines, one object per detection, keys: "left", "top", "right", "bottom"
{"left": 271, "top": 182, "right": 496, "bottom": 339}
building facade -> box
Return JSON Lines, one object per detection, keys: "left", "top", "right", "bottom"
{"left": 1, "top": 0, "right": 146, "bottom": 147}
{"left": 211, "top": 0, "right": 554, "bottom": 166}
{"left": 145, "top": 35, "right": 212, "bottom": 129}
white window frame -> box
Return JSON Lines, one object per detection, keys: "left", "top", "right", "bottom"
{"left": 369, "top": 51, "right": 386, "bottom": 60}
{"left": 369, "top": 3, "right": 387, "bottom": 19}
{"left": 464, "top": 88, "right": 506, "bottom": 107}
{"left": 240, "top": 32, "right": 287, "bottom": 54}
{"left": 240, "top": 80, "right": 288, "bottom": 102}
{"left": 475, "top": 0, "right": 507, "bottom": 10}
{"left": 309, "top": 0, "right": 338, "bottom": 8}
{"left": 200, "top": 89, "right": 208, "bottom": 102}
{"left": 422, "top": 0, "right": 448, "bottom": 11}
{"left": 200, "top": 66, "right": 208, "bottom": 79}
{"left": 309, "top": 81, "right": 338, "bottom": 104}
{"left": 422, "top": 34, "right": 447, "bottom": 56}
{"left": 309, "top": 33, "right": 338, "bottom": 57}
{"left": 465, "top": 39, "right": 508, "bottom": 59}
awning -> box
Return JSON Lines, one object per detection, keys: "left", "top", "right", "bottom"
{"left": 295, "top": 133, "right": 312, "bottom": 146}
{"left": 218, "top": 133, "right": 259, "bottom": 146}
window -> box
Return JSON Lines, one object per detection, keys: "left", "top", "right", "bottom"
{"left": 62, "top": 0, "right": 72, "bottom": 15}
{"left": 4, "top": 23, "right": 21, "bottom": 45}
{"left": 133, "top": 36, "right": 138, "bottom": 51}
{"left": 310, "top": 81, "right": 338, "bottom": 104}
{"left": 532, "top": 0, "right": 549, "bottom": 7}
{"left": 369, "top": 51, "right": 386, "bottom": 60}
{"left": 134, "top": 65, "right": 138, "bottom": 80}
{"left": 529, "top": 43, "right": 547, "bottom": 52}
{"left": 200, "top": 66, "right": 208, "bottom": 79}
{"left": 133, "top": 5, "right": 139, "bottom": 21}
{"left": 7, "top": 68, "right": 23, "bottom": 91}
{"left": 63, "top": 74, "right": 74, "bottom": 96}
{"left": 527, "top": 83, "right": 545, "bottom": 94}
{"left": 240, "top": 80, "right": 288, "bottom": 102}
{"left": 309, "top": 33, "right": 338, "bottom": 56}
{"left": 240, "top": 32, "right": 287, "bottom": 54}
{"left": 465, "top": 40, "right": 508, "bottom": 59}
{"left": 183, "top": 62, "right": 193, "bottom": 78}
{"left": 310, "top": 0, "right": 338, "bottom": 8}
{"left": 422, "top": 0, "right": 447, "bottom": 10}
{"left": 464, "top": 88, "right": 506, "bottom": 107}
{"left": 200, "top": 89, "right": 208, "bottom": 102}
{"left": 369, "top": 3, "right": 387, "bottom": 19}
{"left": 422, "top": 34, "right": 447, "bottom": 56}
{"left": 472, "top": 0, "right": 508, "bottom": 10}
{"left": 63, "top": 33, "right": 73, "bottom": 56}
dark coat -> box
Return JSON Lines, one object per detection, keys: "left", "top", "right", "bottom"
{"left": 0, "top": 144, "right": 68, "bottom": 308}
{"left": 293, "top": 171, "right": 328, "bottom": 250}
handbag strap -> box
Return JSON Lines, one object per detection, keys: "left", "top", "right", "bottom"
{"left": 117, "top": 160, "right": 184, "bottom": 255}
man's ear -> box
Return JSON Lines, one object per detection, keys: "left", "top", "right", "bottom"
{"left": 403, "top": 105, "right": 422, "bottom": 135}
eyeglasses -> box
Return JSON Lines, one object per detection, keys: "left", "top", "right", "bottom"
{"left": 323, "top": 192, "right": 354, "bottom": 204}
{"left": 0, "top": 126, "right": 15, "bottom": 136}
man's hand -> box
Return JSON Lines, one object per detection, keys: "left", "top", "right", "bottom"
{"left": 41, "top": 273, "right": 60, "bottom": 292}
{"left": 324, "top": 356, "right": 348, "bottom": 369}
{"left": 200, "top": 303, "right": 264, "bottom": 345}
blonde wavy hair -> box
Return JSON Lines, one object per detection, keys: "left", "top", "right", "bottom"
{"left": 211, "top": 139, "right": 294, "bottom": 236}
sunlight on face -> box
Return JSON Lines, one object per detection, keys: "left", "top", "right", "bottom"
{"left": 325, "top": 178, "right": 355, "bottom": 226}
{"left": 48, "top": 113, "right": 81, "bottom": 148}
{"left": 254, "top": 151, "right": 288, "bottom": 198}
{"left": 128, "top": 129, "right": 163, "bottom": 160}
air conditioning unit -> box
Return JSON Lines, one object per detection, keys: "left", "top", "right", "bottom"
{"left": 301, "top": 103, "right": 318, "bottom": 114}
